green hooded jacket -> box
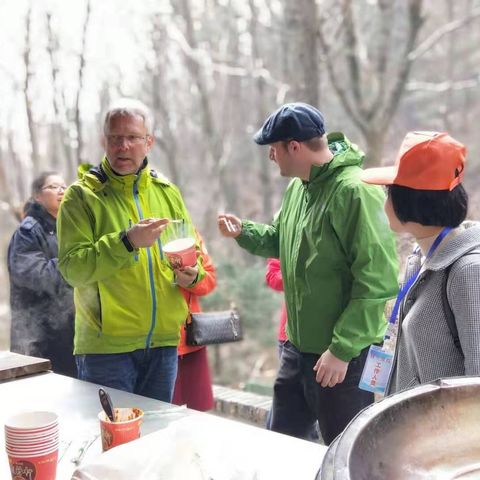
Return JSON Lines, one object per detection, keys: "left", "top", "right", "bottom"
{"left": 236, "top": 133, "right": 399, "bottom": 361}
{"left": 57, "top": 157, "right": 205, "bottom": 355}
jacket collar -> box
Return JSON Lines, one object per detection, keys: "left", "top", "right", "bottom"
{"left": 78, "top": 158, "right": 172, "bottom": 192}
{"left": 24, "top": 202, "right": 56, "bottom": 233}
{"left": 424, "top": 222, "right": 480, "bottom": 271}
{"left": 101, "top": 157, "right": 150, "bottom": 191}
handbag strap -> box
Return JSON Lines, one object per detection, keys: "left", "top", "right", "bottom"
{"left": 185, "top": 293, "right": 193, "bottom": 324}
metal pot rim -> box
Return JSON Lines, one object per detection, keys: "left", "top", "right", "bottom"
{"left": 332, "top": 376, "right": 480, "bottom": 479}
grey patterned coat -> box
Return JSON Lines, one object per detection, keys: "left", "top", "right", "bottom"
{"left": 388, "top": 222, "right": 480, "bottom": 394}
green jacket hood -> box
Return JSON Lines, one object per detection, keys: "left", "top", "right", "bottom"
{"left": 308, "top": 132, "right": 365, "bottom": 183}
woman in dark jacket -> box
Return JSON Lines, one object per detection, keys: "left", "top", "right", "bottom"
{"left": 8, "top": 172, "right": 76, "bottom": 377}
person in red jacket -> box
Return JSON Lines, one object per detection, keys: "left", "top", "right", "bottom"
{"left": 265, "top": 258, "right": 287, "bottom": 351}
{"left": 173, "top": 234, "right": 217, "bottom": 411}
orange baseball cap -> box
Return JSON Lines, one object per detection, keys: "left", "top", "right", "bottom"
{"left": 361, "top": 131, "right": 466, "bottom": 190}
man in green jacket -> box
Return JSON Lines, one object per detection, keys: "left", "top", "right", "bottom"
{"left": 57, "top": 98, "right": 204, "bottom": 402}
{"left": 218, "top": 103, "right": 398, "bottom": 444}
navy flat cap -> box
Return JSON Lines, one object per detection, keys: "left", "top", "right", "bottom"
{"left": 253, "top": 103, "right": 326, "bottom": 145}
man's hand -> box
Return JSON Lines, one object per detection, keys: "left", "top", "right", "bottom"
{"left": 174, "top": 265, "right": 198, "bottom": 288}
{"left": 127, "top": 218, "right": 169, "bottom": 248}
{"left": 313, "top": 350, "right": 349, "bottom": 388}
{"left": 217, "top": 214, "right": 242, "bottom": 238}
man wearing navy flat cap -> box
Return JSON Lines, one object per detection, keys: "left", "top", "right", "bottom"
{"left": 218, "top": 102, "right": 398, "bottom": 445}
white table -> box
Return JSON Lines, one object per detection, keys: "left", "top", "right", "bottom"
{"left": 1, "top": 373, "right": 326, "bottom": 479}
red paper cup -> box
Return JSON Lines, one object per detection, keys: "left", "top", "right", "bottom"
{"left": 6, "top": 441, "right": 59, "bottom": 454}
{"left": 6, "top": 440, "right": 58, "bottom": 450}
{"left": 7, "top": 449, "right": 58, "bottom": 480}
{"left": 98, "top": 408, "right": 143, "bottom": 452}
{"left": 6, "top": 430, "right": 58, "bottom": 444}
{"left": 5, "top": 412, "right": 58, "bottom": 434}
{"left": 163, "top": 237, "right": 196, "bottom": 269}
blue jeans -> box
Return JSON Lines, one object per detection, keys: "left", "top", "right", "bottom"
{"left": 268, "top": 341, "right": 373, "bottom": 445}
{"left": 76, "top": 347, "right": 178, "bottom": 403}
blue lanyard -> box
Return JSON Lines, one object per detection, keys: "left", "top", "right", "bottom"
{"left": 387, "top": 227, "right": 452, "bottom": 327}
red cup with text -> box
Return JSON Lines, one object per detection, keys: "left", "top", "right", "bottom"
{"left": 8, "top": 450, "right": 58, "bottom": 480}
{"left": 163, "top": 237, "right": 196, "bottom": 269}
{"left": 5, "top": 411, "right": 59, "bottom": 480}
{"left": 98, "top": 408, "right": 143, "bottom": 452}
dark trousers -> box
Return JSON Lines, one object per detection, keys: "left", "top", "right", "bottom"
{"left": 268, "top": 341, "right": 373, "bottom": 445}
{"left": 76, "top": 347, "right": 178, "bottom": 403}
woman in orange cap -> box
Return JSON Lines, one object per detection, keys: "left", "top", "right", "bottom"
{"left": 361, "top": 131, "right": 480, "bottom": 394}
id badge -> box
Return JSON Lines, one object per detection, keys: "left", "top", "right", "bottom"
{"left": 358, "top": 345, "right": 394, "bottom": 395}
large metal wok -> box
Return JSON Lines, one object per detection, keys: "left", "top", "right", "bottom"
{"left": 320, "top": 377, "right": 480, "bottom": 480}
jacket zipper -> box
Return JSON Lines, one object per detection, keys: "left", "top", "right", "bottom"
{"left": 132, "top": 178, "right": 158, "bottom": 349}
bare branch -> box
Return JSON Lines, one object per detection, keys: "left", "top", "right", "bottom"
{"left": 341, "top": 0, "right": 363, "bottom": 108}
{"left": 381, "top": 0, "right": 424, "bottom": 125}
{"left": 408, "top": 5, "right": 480, "bottom": 62}
{"left": 317, "top": 13, "right": 367, "bottom": 134}
{"left": 23, "top": 5, "right": 40, "bottom": 174}
{"left": 165, "top": 21, "right": 290, "bottom": 95}
{"left": 366, "top": 0, "right": 395, "bottom": 118}
{"left": 46, "top": 11, "right": 73, "bottom": 174}
{"left": 406, "top": 76, "right": 480, "bottom": 92}
{"left": 73, "top": 0, "right": 91, "bottom": 166}
{"left": 148, "top": 13, "right": 180, "bottom": 184}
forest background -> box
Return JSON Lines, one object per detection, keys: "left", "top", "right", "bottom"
{"left": 1, "top": 0, "right": 479, "bottom": 392}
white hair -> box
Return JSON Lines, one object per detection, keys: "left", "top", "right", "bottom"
{"left": 103, "top": 98, "right": 154, "bottom": 134}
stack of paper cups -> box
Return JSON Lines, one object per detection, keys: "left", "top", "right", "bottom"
{"left": 5, "top": 411, "right": 59, "bottom": 480}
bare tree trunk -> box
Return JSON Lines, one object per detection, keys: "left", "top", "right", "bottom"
{"left": 249, "top": 0, "right": 273, "bottom": 221}
{"left": 364, "top": 128, "right": 387, "bottom": 166}
{"left": 8, "top": 134, "right": 27, "bottom": 209}
{"left": 73, "top": 0, "right": 91, "bottom": 167}
{"left": 460, "top": 0, "right": 477, "bottom": 136}
{"left": 282, "top": 0, "right": 319, "bottom": 105}
{"left": 318, "top": 0, "right": 424, "bottom": 165}
{"left": 302, "top": 0, "right": 320, "bottom": 106}
{"left": 46, "top": 11, "right": 74, "bottom": 178}
{"left": 441, "top": 0, "right": 455, "bottom": 131}
{"left": 0, "top": 140, "right": 9, "bottom": 207}
{"left": 149, "top": 14, "right": 180, "bottom": 184}
{"left": 174, "top": 0, "right": 226, "bottom": 236}
{"left": 23, "top": 5, "right": 40, "bottom": 175}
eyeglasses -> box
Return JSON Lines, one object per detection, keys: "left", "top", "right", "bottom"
{"left": 42, "top": 184, "right": 67, "bottom": 192}
{"left": 106, "top": 135, "right": 148, "bottom": 146}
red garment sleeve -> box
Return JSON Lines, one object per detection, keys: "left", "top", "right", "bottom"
{"left": 265, "top": 258, "right": 284, "bottom": 292}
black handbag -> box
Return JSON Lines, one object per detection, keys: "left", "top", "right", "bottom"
{"left": 185, "top": 308, "right": 243, "bottom": 346}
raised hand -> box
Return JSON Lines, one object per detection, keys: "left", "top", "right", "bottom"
{"left": 217, "top": 214, "right": 242, "bottom": 238}
{"left": 127, "top": 218, "right": 169, "bottom": 248}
